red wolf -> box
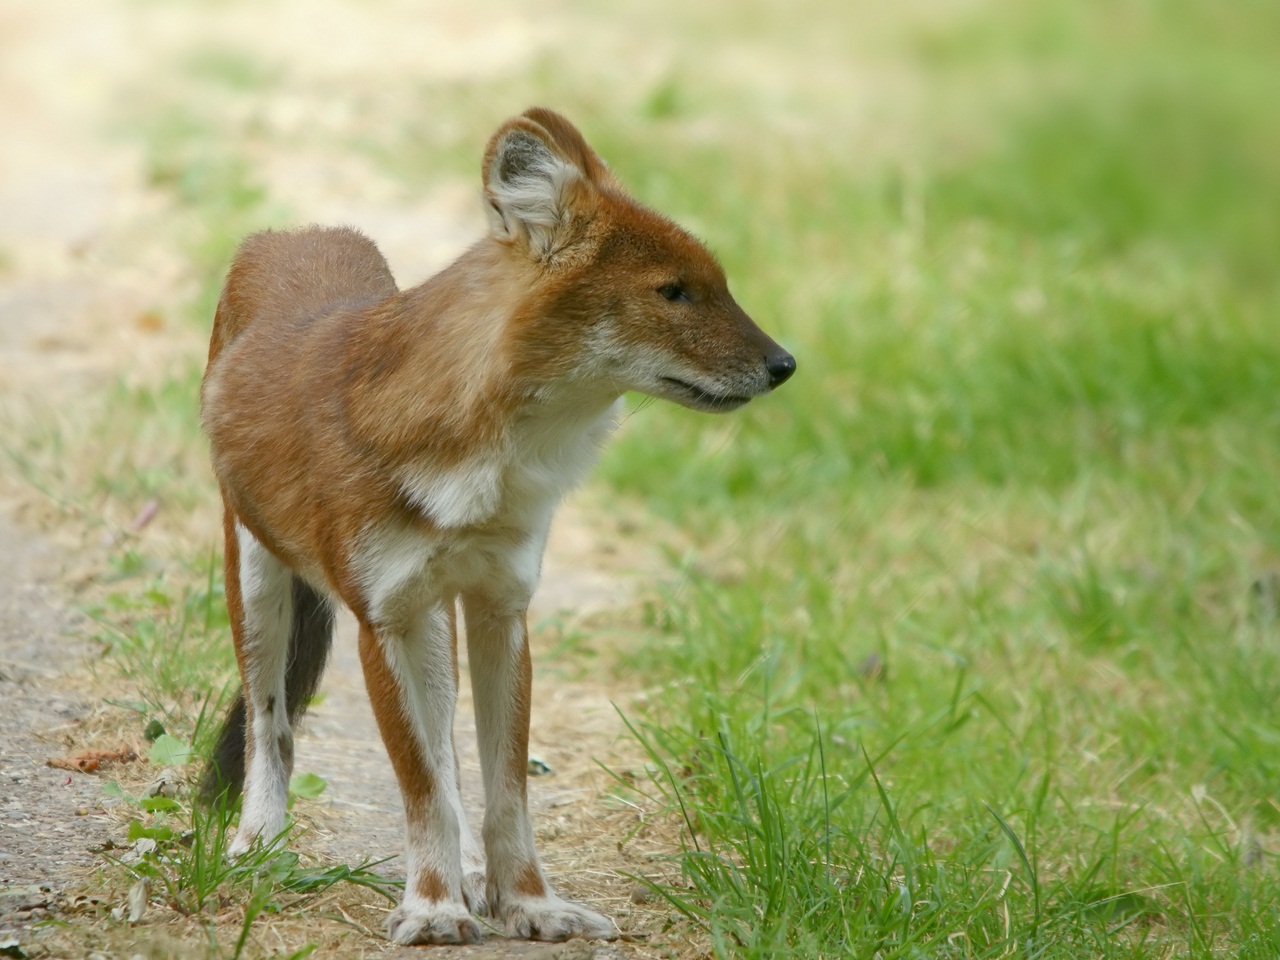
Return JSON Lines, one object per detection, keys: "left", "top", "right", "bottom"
{"left": 200, "top": 108, "right": 795, "bottom": 944}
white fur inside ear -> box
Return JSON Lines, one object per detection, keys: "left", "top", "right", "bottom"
{"left": 485, "top": 129, "right": 580, "bottom": 258}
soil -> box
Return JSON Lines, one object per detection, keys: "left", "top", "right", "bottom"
{"left": 0, "top": 518, "right": 115, "bottom": 939}
{"left": 0, "top": 2, "right": 684, "bottom": 957}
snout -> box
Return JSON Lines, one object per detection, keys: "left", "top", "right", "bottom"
{"left": 765, "top": 349, "right": 796, "bottom": 389}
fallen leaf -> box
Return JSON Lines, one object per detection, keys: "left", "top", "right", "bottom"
{"left": 47, "top": 747, "right": 139, "bottom": 774}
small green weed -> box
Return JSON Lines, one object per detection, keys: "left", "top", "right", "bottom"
{"left": 90, "top": 555, "right": 233, "bottom": 737}
{"left": 103, "top": 778, "right": 397, "bottom": 959}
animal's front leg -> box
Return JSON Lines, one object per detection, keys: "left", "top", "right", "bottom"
{"left": 462, "top": 592, "right": 617, "bottom": 942}
{"left": 358, "top": 608, "right": 481, "bottom": 945}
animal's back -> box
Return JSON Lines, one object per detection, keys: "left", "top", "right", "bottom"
{"left": 208, "top": 226, "right": 398, "bottom": 366}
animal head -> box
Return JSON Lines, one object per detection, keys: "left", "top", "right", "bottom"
{"left": 484, "top": 108, "right": 795, "bottom": 412}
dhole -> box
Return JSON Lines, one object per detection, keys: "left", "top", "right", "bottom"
{"left": 200, "top": 108, "right": 795, "bottom": 945}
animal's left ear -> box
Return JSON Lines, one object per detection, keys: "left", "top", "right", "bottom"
{"left": 482, "top": 116, "right": 590, "bottom": 259}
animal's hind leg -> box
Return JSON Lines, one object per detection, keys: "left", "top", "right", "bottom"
{"left": 227, "top": 517, "right": 295, "bottom": 855}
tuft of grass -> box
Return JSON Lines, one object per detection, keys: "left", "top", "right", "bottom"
{"left": 103, "top": 781, "right": 397, "bottom": 959}
{"left": 594, "top": 18, "right": 1280, "bottom": 934}
{"left": 89, "top": 551, "right": 234, "bottom": 739}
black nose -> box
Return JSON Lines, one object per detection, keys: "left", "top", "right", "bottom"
{"left": 765, "top": 351, "right": 796, "bottom": 388}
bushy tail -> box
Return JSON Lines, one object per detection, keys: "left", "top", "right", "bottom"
{"left": 200, "top": 577, "right": 335, "bottom": 804}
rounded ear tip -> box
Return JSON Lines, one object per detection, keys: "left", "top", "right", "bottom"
{"left": 521, "top": 105, "right": 569, "bottom": 127}
{"left": 482, "top": 117, "right": 557, "bottom": 184}
{"left": 480, "top": 117, "right": 587, "bottom": 258}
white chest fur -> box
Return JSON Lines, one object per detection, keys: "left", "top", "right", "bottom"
{"left": 361, "top": 397, "right": 622, "bottom": 625}
{"left": 397, "top": 395, "right": 620, "bottom": 531}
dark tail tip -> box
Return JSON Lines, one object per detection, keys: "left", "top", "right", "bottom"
{"left": 198, "top": 576, "right": 335, "bottom": 806}
{"left": 200, "top": 691, "right": 247, "bottom": 804}
{"left": 284, "top": 577, "right": 335, "bottom": 718}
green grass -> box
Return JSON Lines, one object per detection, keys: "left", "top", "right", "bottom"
{"left": 585, "top": 1, "right": 1280, "bottom": 955}
{"left": 89, "top": 551, "right": 233, "bottom": 734}
{"left": 103, "top": 781, "right": 397, "bottom": 960}
{"left": 18, "top": 0, "right": 1279, "bottom": 955}
{"left": 82, "top": 561, "right": 397, "bottom": 957}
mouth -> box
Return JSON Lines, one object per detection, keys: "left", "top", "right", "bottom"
{"left": 659, "top": 376, "right": 754, "bottom": 412}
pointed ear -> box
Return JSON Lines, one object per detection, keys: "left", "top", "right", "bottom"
{"left": 482, "top": 116, "right": 591, "bottom": 259}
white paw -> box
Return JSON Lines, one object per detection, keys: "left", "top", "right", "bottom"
{"left": 499, "top": 895, "right": 618, "bottom": 942}
{"left": 227, "top": 826, "right": 267, "bottom": 858}
{"left": 462, "top": 866, "right": 488, "bottom": 915}
{"left": 387, "top": 900, "right": 482, "bottom": 945}
{"left": 227, "top": 817, "right": 286, "bottom": 858}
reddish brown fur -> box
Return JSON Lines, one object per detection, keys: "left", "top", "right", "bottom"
{"left": 358, "top": 621, "right": 436, "bottom": 813}
{"left": 519, "top": 107, "right": 617, "bottom": 185}
{"left": 201, "top": 108, "right": 793, "bottom": 943}
{"left": 202, "top": 113, "right": 784, "bottom": 604}
{"left": 414, "top": 869, "right": 450, "bottom": 903}
{"left": 513, "top": 862, "right": 547, "bottom": 899}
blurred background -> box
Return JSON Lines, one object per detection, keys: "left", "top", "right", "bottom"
{"left": 3, "top": 0, "right": 1280, "bottom": 955}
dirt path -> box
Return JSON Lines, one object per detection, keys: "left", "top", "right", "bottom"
{"left": 0, "top": 2, "right": 675, "bottom": 956}
{"left": 292, "top": 513, "right": 653, "bottom": 958}
{"left": 0, "top": 517, "right": 114, "bottom": 941}
{"left": 297, "top": 504, "right": 641, "bottom": 870}
{"left": 0, "top": 507, "right": 655, "bottom": 957}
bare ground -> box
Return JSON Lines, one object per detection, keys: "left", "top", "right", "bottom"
{"left": 0, "top": 2, "right": 688, "bottom": 956}
{"left": 0, "top": 505, "right": 680, "bottom": 960}
{"left": 0, "top": 517, "right": 116, "bottom": 939}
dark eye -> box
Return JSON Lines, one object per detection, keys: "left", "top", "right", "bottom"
{"left": 658, "top": 283, "right": 691, "bottom": 303}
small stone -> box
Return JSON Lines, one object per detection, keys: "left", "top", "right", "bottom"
{"left": 143, "top": 768, "right": 184, "bottom": 799}
{"left": 629, "top": 883, "right": 656, "bottom": 904}
{"left": 0, "top": 938, "right": 29, "bottom": 959}
{"left": 126, "top": 878, "right": 147, "bottom": 923}
{"left": 75, "top": 807, "right": 88, "bottom": 816}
